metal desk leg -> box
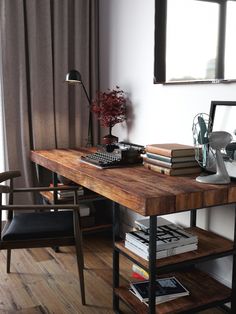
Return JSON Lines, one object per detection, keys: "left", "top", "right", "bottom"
{"left": 231, "top": 205, "right": 236, "bottom": 313}
{"left": 190, "top": 209, "right": 197, "bottom": 227}
{"left": 113, "top": 202, "right": 120, "bottom": 313}
{"left": 52, "top": 172, "right": 60, "bottom": 252}
{"left": 149, "top": 216, "right": 157, "bottom": 314}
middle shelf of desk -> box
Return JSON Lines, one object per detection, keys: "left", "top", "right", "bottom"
{"left": 40, "top": 188, "right": 112, "bottom": 233}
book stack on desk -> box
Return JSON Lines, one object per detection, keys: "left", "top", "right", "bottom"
{"left": 129, "top": 276, "right": 189, "bottom": 305}
{"left": 143, "top": 143, "right": 201, "bottom": 176}
{"left": 125, "top": 217, "right": 198, "bottom": 260}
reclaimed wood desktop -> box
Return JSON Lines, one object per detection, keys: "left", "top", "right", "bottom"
{"left": 30, "top": 148, "right": 236, "bottom": 314}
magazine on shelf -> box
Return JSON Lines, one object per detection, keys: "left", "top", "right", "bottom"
{"left": 129, "top": 287, "right": 181, "bottom": 305}
{"left": 126, "top": 223, "right": 198, "bottom": 253}
{"left": 130, "top": 276, "right": 189, "bottom": 303}
{"left": 125, "top": 240, "right": 197, "bottom": 260}
{"left": 135, "top": 217, "right": 172, "bottom": 231}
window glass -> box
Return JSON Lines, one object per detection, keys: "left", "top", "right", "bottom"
{"left": 165, "top": 0, "right": 219, "bottom": 81}
{"left": 225, "top": 1, "right": 236, "bottom": 79}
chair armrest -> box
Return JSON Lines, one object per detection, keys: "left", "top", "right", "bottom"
{"left": 0, "top": 204, "right": 81, "bottom": 211}
{"left": 0, "top": 185, "right": 10, "bottom": 193}
{"left": 13, "top": 186, "right": 79, "bottom": 193}
{"left": 0, "top": 171, "right": 21, "bottom": 183}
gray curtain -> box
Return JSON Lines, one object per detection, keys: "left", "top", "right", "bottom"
{"left": 0, "top": 0, "right": 99, "bottom": 192}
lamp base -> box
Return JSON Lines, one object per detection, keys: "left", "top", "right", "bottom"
{"left": 196, "top": 173, "right": 230, "bottom": 184}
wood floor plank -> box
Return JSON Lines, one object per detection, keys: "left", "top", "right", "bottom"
{"left": 0, "top": 305, "right": 50, "bottom": 314}
{"left": 0, "top": 232, "right": 226, "bottom": 313}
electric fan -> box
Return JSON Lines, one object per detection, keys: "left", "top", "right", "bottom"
{"left": 192, "top": 113, "right": 232, "bottom": 184}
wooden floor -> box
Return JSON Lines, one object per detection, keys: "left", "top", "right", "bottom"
{"left": 0, "top": 232, "right": 226, "bottom": 314}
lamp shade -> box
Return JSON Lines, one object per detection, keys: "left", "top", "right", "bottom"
{"left": 65, "top": 70, "right": 82, "bottom": 83}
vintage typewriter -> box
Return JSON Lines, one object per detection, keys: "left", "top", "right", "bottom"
{"left": 80, "top": 142, "right": 145, "bottom": 168}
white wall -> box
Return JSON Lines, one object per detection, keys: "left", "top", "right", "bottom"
{"left": 99, "top": 0, "right": 236, "bottom": 287}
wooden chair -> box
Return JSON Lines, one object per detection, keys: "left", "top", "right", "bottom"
{"left": 0, "top": 171, "right": 86, "bottom": 305}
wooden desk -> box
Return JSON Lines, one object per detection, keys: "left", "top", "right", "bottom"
{"left": 31, "top": 148, "right": 236, "bottom": 314}
{"left": 31, "top": 148, "right": 236, "bottom": 215}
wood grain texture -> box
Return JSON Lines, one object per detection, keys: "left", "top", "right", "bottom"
{"left": 0, "top": 233, "right": 226, "bottom": 314}
{"left": 31, "top": 149, "right": 236, "bottom": 216}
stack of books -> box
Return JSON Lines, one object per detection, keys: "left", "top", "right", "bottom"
{"left": 143, "top": 143, "right": 201, "bottom": 176}
{"left": 50, "top": 183, "right": 84, "bottom": 199}
{"left": 129, "top": 276, "right": 189, "bottom": 305}
{"left": 125, "top": 217, "right": 198, "bottom": 261}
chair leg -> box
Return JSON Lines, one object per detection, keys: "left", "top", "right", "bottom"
{"left": 74, "top": 238, "right": 86, "bottom": 305}
{"left": 7, "top": 249, "right": 11, "bottom": 273}
{"left": 73, "top": 208, "right": 86, "bottom": 305}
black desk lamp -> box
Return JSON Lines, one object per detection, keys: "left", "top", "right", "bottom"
{"left": 65, "top": 70, "right": 93, "bottom": 146}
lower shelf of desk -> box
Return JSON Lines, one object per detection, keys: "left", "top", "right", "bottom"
{"left": 116, "top": 268, "right": 231, "bottom": 314}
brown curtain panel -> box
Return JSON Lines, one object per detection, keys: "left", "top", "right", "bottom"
{"left": 0, "top": 0, "right": 99, "bottom": 195}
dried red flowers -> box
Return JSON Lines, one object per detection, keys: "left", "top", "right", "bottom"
{"left": 91, "top": 87, "right": 126, "bottom": 129}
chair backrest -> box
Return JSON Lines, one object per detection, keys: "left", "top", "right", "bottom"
{"left": 0, "top": 171, "right": 82, "bottom": 248}
{"left": 0, "top": 171, "right": 21, "bottom": 221}
{"left": 0, "top": 171, "right": 21, "bottom": 239}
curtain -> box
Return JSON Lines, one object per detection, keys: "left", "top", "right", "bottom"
{"left": 0, "top": 0, "right": 99, "bottom": 195}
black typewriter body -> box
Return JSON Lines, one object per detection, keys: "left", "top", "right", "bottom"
{"left": 80, "top": 142, "right": 145, "bottom": 168}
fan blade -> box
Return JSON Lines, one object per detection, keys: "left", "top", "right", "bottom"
{"left": 198, "top": 116, "right": 208, "bottom": 144}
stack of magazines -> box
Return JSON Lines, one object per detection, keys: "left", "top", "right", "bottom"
{"left": 125, "top": 217, "right": 198, "bottom": 260}
{"left": 50, "top": 184, "right": 84, "bottom": 199}
{"left": 129, "top": 276, "right": 189, "bottom": 305}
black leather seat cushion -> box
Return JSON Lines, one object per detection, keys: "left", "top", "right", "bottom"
{"left": 2, "top": 211, "right": 74, "bottom": 240}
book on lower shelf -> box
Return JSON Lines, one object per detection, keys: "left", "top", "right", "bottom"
{"left": 129, "top": 276, "right": 189, "bottom": 305}
{"left": 134, "top": 216, "right": 172, "bottom": 231}
{"left": 126, "top": 218, "right": 198, "bottom": 251}
{"left": 132, "top": 264, "right": 149, "bottom": 280}
{"left": 49, "top": 183, "right": 84, "bottom": 198}
{"left": 125, "top": 240, "right": 197, "bottom": 260}
{"left": 125, "top": 217, "right": 198, "bottom": 260}
{"left": 58, "top": 203, "right": 91, "bottom": 217}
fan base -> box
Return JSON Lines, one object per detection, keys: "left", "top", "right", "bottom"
{"left": 196, "top": 173, "right": 230, "bottom": 185}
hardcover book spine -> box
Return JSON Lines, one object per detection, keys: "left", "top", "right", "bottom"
{"left": 145, "top": 144, "right": 196, "bottom": 157}
{"left": 146, "top": 152, "right": 196, "bottom": 163}
{"left": 144, "top": 162, "right": 172, "bottom": 175}
{"left": 125, "top": 241, "right": 198, "bottom": 260}
{"left": 143, "top": 156, "right": 199, "bottom": 169}
{"left": 144, "top": 162, "right": 201, "bottom": 176}
{"left": 146, "top": 145, "right": 173, "bottom": 157}
{"left": 132, "top": 264, "right": 149, "bottom": 279}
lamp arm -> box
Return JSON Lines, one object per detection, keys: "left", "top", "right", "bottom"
{"left": 81, "top": 81, "right": 91, "bottom": 105}
{"left": 81, "top": 81, "right": 93, "bottom": 146}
